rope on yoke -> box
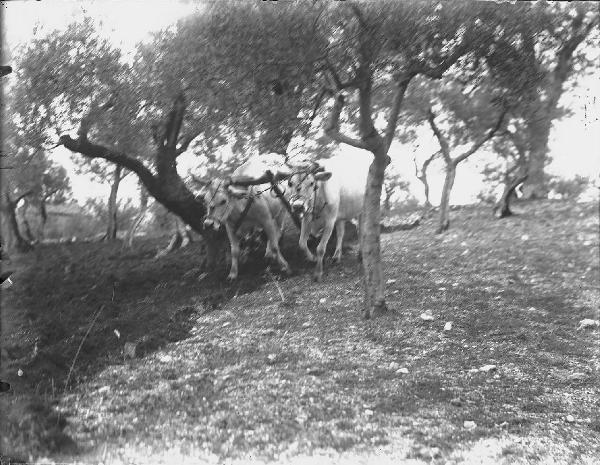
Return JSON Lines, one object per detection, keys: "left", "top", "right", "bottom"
{"left": 270, "top": 181, "right": 301, "bottom": 229}
{"left": 263, "top": 170, "right": 302, "bottom": 230}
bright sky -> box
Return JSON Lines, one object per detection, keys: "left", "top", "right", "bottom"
{"left": 3, "top": 0, "right": 599, "bottom": 206}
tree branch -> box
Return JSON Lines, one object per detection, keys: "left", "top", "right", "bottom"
{"left": 383, "top": 73, "right": 415, "bottom": 152}
{"left": 415, "top": 33, "right": 472, "bottom": 80}
{"left": 454, "top": 108, "right": 507, "bottom": 164}
{"left": 176, "top": 130, "right": 200, "bottom": 156}
{"left": 324, "top": 60, "right": 360, "bottom": 91}
{"left": 426, "top": 109, "right": 452, "bottom": 164}
{"left": 77, "top": 98, "right": 116, "bottom": 141}
{"left": 58, "top": 135, "right": 158, "bottom": 192}
{"left": 324, "top": 93, "right": 369, "bottom": 150}
{"left": 165, "top": 93, "right": 186, "bottom": 150}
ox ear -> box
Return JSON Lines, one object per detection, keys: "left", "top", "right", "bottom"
{"left": 314, "top": 171, "right": 332, "bottom": 181}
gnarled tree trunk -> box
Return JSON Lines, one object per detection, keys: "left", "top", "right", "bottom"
{"left": 105, "top": 165, "right": 122, "bottom": 241}
{"left": 0, "top": 191, "right": 33, "bottom": 253}
{"left": 520, "top": 8, "right": 597, "bottom": 199}
{"left": 58, "top": 94, "right": 208, "bottom": 235}
{"left": 437, "top": 164, "right": 456, "bottom": 234}
{"left": 521, "top": 114, "right": 551, "bottom": 200}
{"left": 414, "top": 152, "right": 437, "bottom": 209}
{"left": 495, "top": 174, "right": 528, "bottom": 218}
{"left": 360, "top": 152, "right": 389, "bottom": 318}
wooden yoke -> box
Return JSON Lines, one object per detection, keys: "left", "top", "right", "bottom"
{"left": 229, "top": 171, "right": 302, "bottom": 230}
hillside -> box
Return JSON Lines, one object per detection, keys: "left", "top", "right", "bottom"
{"left": 1, "top": 200, "right": 599, "bottom": 464}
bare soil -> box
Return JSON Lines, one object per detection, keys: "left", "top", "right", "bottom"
{"left": 1, "top": 199, "right": 599, "bottom": 464}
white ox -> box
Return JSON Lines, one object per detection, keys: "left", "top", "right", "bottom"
{"left": 201, "top": 154, "right": 292, "bottom": 280}
{"left": 283, "top": 153, "right": 371, "bottom": 282}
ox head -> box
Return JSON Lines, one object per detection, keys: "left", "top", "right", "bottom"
{"left": 194, "top": 178, "right": 243, "bottom": 231}
{"left": 284, "top": 162, "right": 332, "bottom": 217}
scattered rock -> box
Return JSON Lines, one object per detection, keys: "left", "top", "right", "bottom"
{"left": 389, "top": 361, "right": 400, "bottom": 370}
{"left": 396, "top": 367, "right": 409, "bottom": 375}
{"left": 567, "top": 372, "right": 587, "bottom": 381}
{"left": 97, "top": 385, "right": 110, "bottom": 394}
{"left": 17, "top": 369, "right": 23, "bottom": 377}
{"left": 566, "top": 415, "right": 575, "bottom": 423}
{"left": 420, "top": 311, "right": 435, "bottom": 321}
{"left": 577, "top": 319, "right": 599, "bottom": 330}
{"left": 444, "top": 321, "right": 452, "bottom": 331}
{"left": 364, "top": 409, "right": 374, "bottom": 416}
{"left": 124, "top": 342, "right": 138, "bottom": 359}
{"left": 479, "top": 364, "right": 497, "bottom": 373}
{"left": 157, "top": 354, "right": 173, "bottom": 363}
{"left": 261, "top": 328, "right": 276, "bottom": 336}
{"left": 464, "top": 420, "right": 477, "bottom": 429}
{"left": 319, "top": 298, "right": 326, "bottom": 304}
{"left": 386, "top": 278, "right": 397, "bottom": 284}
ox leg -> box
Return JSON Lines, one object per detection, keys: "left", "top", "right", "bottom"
{"left": 314, "top": 218, "right": 336, "bottom": 282}
{"left": 265, "top": 209, "right": 286, "bottom": 261}
{"left": 332, "top": 219, "right": 346, "bottom": 263}
{"left": 264, "top": 239, "right": 276, "bottom": 261}
{"left": 225, "top": 225, "right": 240, "bottom": 281}
{"left": 263, "top": 221, "right": 291, "bottom": 276}
{"left": 298, "top": 217, "right": 316, "bottom": 262}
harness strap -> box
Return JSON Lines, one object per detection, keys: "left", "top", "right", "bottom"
{"left": 270, "top": 181, "right": 301, "bottom": 229}
{"left": 233, "top": 195, "right": 255, "bottom": 234}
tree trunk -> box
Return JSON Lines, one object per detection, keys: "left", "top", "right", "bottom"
{"left": 422, "top": 177, "right": 432, "bottom": 208}
{"left": 360, "top": 153, "right": 389, "bottom": 319}
{"left": 105, "top": 165, "right": 122, "bottom": 241}
{"left": 495, "top": 174, "right": 528, "bottom": 218}
{"left": 124, "top": 183, "right": 149, "bottom": 249}
{"left": 437, "top": 164, "right": 456, "bottom": 234}
{"left": 22, "top": 216, "right": 35, "bottom": 243}
{"left": 0, "top": 192, "right": 32, "bottom": 253}
{"left": 39, "top": 198, "right": 47, "bottom": 240}
{"left": 383, "top": 190, "right": 392, "bottom": 216}
{"left": 520, "top": 13, "right": 593, "bottom": 199}
{"left": 521, "top": 115, "right": 551, "bottom": 200}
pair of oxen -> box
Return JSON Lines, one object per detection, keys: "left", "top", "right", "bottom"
{"left": 196, "top": 152, "right": 371, "bottom": 281}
